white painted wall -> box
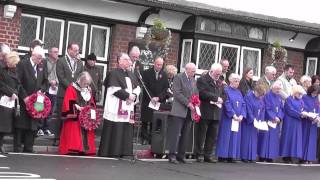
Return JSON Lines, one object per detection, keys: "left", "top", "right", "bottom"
{"left": 144, "top": 10, "right": 191, "bottom": 30}
{"left": 268, "top": 28, "right": 317, "bottom": 49}
{"left": 16, "top": 0, "right": 148, "bottom": 23}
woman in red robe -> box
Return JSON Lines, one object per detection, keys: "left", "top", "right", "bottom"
{"left": 59, "top": 72, "right": 96, "bottom": 155}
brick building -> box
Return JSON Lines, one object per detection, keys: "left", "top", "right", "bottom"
{"left": 1, "top": 0, "right": 320, "bottom": 105}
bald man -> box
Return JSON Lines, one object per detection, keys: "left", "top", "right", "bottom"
{"left": 140, "top": 56, "right": 169, "bottom": 144}
{"left": 167, "top": 63, "right": 198, "bottom": 164}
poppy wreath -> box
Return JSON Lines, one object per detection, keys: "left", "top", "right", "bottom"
{"left": 190, "top": 94, "right": 201, "bottom": 123}
{"left": 79, "top": 105, "right": 101, "bottom": 131}
{"left": 25, "top": 92, "right": 51, "bottom": 119}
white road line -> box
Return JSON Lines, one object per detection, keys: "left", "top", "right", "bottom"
{"left": 0, "top": 154, "right": 6, "bottom": 157}
{"left": 0, "top": 167, "right": 10, "bottom": 169}
{"left": 256, "top": 162, "right": 299, "bottom": 166}
{"left": 8, "top": 152, "right": 118, "bottom": 160}
{"left": 0, "top": 179, "right": 55, "bottom": 180}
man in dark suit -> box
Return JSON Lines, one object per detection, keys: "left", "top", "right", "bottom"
{"left": 129, "top": 46, "right": 143, "bottom": 81}
{"left": 195, "top": 63, "right": 225, "bottom": 163}
{"left": 167, "top": 63, "right": 197, "bottom": 164}
{"left": 256, "top": 65, "right": 277, "bottom": 91}
{"left": 140, "top": 56, "right": 169, "bottom": 144}
{"left": 219, "top": 59, "right": 231, "bottom": 85}
{"left": 54, "top": 43, "right": 84, "bottom": 145}
{"left": 15, "top": 46, "right": 48, "bottom": 152}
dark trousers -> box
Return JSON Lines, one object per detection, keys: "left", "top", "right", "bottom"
{"left": 39, "top": 93, "right": 57, "bottom": 131}
{"left": 195, "top": 119, "right": 219, "bottom": 158}
{"left": 53, "top": 96, "right": 64, "bottom": 141}
{"left": 167, "top": 111, "right": 192, "bottom": 159}
{"left": 13, "top": 128, "right": 36, "bottom": 152}
{"left": 141, "top": 121, "right": 152, "bottom": 143}
{"left": 0, "top": 133, "right": 4, "bottom": 147}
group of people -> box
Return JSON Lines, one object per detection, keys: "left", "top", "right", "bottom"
{"left": 0, "top": 40, "right": 103, "bottom": 155}
{"left": 1, "top": 41, "right": 320, "bottom": 166}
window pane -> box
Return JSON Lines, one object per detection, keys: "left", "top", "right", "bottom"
{"left": 307, "top": 59, "right": 316, "bottom": 76}
{"left": 68, "top": 23, "right": 85, "bottom": 51}
{"left": 19, "top": 16, "right": 38, "bottom": 47}
{"left": 90, "top": 27, "right": 106, "bottom": 57}
{"left": 220, "top": 46, "right": 239, "bottom": 73}
{"left": 44, "top": 19, "right": 62, "bottom": 50}
{"left": 198, "top": 42, "right": 217, "bottom": 70}
{"left": 242, "top": 49, "right": 259, "bottom": 76}
{"left": 181, "top": 41, "right": 192, "bottom": 68}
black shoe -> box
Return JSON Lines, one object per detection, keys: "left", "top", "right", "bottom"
{"left": 196, "top": 155, "right": 204, "bottom": 163}
{"left": 266, "top": 159, "right": 273, "bottom": 163}
{"left": 218, "top": 157, "right": 227, "bottom": 162}
{"left": 177, "top": 158, "right": 191, "bottom": 164}
{"left": 23, "top": 149, "right": 35, "bottom": 153}
{"left": 227, "top": 158, "right": 236, "bottom": 163}
{"left": 283, "top": 157, "right": 292, "bottom": 164}
{"left": 204, "top": 157, "right": 217, "bottom": 163}
{"left": 241, "top": 159, "right": 249, "bottom": 163}
{"left": 168, "top": 157, "right": 179, "bottom": 164}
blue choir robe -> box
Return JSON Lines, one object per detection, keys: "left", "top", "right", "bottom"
{"left": 216, "top": 86, "right": 246, "bottom": 159}
{"left": 280, "top": 96, "right": 304, "bottom": 159}
{"left": 301, "top": 95, "right": 320, "bottom": 161}
{"left": 258, "top": 90, "right": 284, "bottom": 160}
{"left": 241, "top": 91, "right": 265, "bottom": 161}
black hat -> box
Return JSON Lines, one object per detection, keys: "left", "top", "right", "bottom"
{"left": 86, "top": 53, "right": 97, "bottom": 61}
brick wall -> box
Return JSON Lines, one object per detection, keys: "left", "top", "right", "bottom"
{"left": 165, "top": 32, "right": 180, "bottom": 66}
{"left": 262, "top": 48, "right": 304, "bottom": 81}
{"left": 0, "top": 5, "right": 21, "bottom": 49}
{"left": 109, "top": 24, "right": 137, "bottom": 69}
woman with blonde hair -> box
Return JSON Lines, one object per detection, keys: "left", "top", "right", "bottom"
{"left": 280, "top": 85, "right": 306, "bottom": 163}
{"left": 0, "top": 51, "right": 21, "bottom": 153}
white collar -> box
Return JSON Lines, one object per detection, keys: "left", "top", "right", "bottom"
{"left": 30, "top": 58, "right": 36, "bottom": 67}
{"left": 66, "top": 53, "right": 75, "bottom": 62}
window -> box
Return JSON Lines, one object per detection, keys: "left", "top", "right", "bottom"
{"left": 219, "top": 43, "right": 240, "bottom": 74}
{"left": 42, "top": 17, "right": 65, "bottom": 54}
{"left": 94, "top": 62, "right": 108, "bottom": 106}
{"left": 240, "top": 47, "right": 261, "bottom": 81}
{"left": 196, "top": 40, "right": 219, "bottom": 74}
{"left": 306, "top": 57, "right": 318, "bottom": 76}
{"left": 89, "top": 25, "right": 110, "bottom": 61}
{"left": 66, "top": 21, "right": 88, "bottom": 58}
{"left": 180, "top": 39, "right": 193, "bottom": 71}
{"left": 249, "top": 28, "right": 263, "bottom": 40}
{"left": 217, "top": 22, "right": 231, "bottom": 33}
{"left": 18, "top": 14, "right": 41, "bottom": 51}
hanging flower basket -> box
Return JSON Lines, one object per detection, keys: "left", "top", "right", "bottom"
{"left": 266, "top": 40, "right": 287, "bottom": 62}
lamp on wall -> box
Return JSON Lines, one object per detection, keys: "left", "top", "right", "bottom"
{"left": 3, "top": 4, "right": 17, "bottom": 19}
{"left": 289, "top": 32, "right": 298, "bottom": 42}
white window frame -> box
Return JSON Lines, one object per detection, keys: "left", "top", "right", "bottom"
{"left": 240, "top": 46, "right": 261, "bottom": 81}
{"left": 94, "top": 62, "right": 108, "bottom": 106}
{"left": 196, "top": 40, "right": 219, "bottom": 74}
{"left": 18, "top": 14, "right": 41, "bottom": 51}
{"left": 218, "top": 43, "right": 240, "bottom": 73}
{"left": 66, "top": 21, "right": 88, "bottom": 58}
{"left": 306, "top": 57, "right": 318, "bottom": 76}
{"left": 42, "top": 17, "right": 65, "bottom": 55}
{"left": 89, "top": 25, "right": 110, "bottom": 61}
{"left": 180, "top": 39, "right": 193, "bottom": 71}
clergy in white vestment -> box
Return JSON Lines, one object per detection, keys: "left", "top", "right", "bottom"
{"left": 98, "top": 53, "right": 140, "bottom": 158}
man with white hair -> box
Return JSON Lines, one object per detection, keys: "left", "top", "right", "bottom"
{"left": 99, "top": 53, "right": 140, "bottom": 158}
{"left": 129, "top": 46, "right": 143, "bottom": 79}
{"left": 256, "top": 66, "right": 277, "bottom": 90}
{"left": 15, "top": 46, "right": 49, "bottom": 153}
{"left": 219, "top": 59, "right": 231, "bottom": 85}
{"left": 195, "top": 63, "right": 224, "bottom": 163}
{"left": 167, "top": 62, "right": 197, "bottom": 164}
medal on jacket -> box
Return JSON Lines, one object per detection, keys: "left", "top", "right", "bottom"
{"left": 66, "top": 56, "right": 77, "bottom": 78}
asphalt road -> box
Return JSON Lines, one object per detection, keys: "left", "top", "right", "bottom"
{"left": 1, "top": 153, "right": 320, "bottom": 180}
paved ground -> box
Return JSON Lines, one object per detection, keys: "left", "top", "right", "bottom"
{"left": 1, "top": 153, "right": 320, "bottom": 180}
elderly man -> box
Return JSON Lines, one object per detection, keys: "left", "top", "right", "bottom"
{"left": 0, "top": 43, "right": 10, "bottom": 67}
{"left": 256, "top": 66, "right": 277, "bottom": 90}
{"left": 15, "top": 46, "right": 48, "bottom": 153}
{"left": 129, "top": 46, "right": 143, "bottom": 79}
{"left": 219, "top": 59, "right": 231, "bottom": 85}
{"left": 99, "top": 53, "right": 140, "bottom": 158}
{"left": 140, "top": 56, "right": 168, "bottom": 144}
{"left": 277, "top": 64, "right": 297, "bottom": 100}
{"left": 54, "top": 43, "right": 84, "bottom": 145}
{"left": 195, "top": 63, "right": 224, "bottom": 163}
{"left": 167, "top": 63, "right": 197, "bottom": 164}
